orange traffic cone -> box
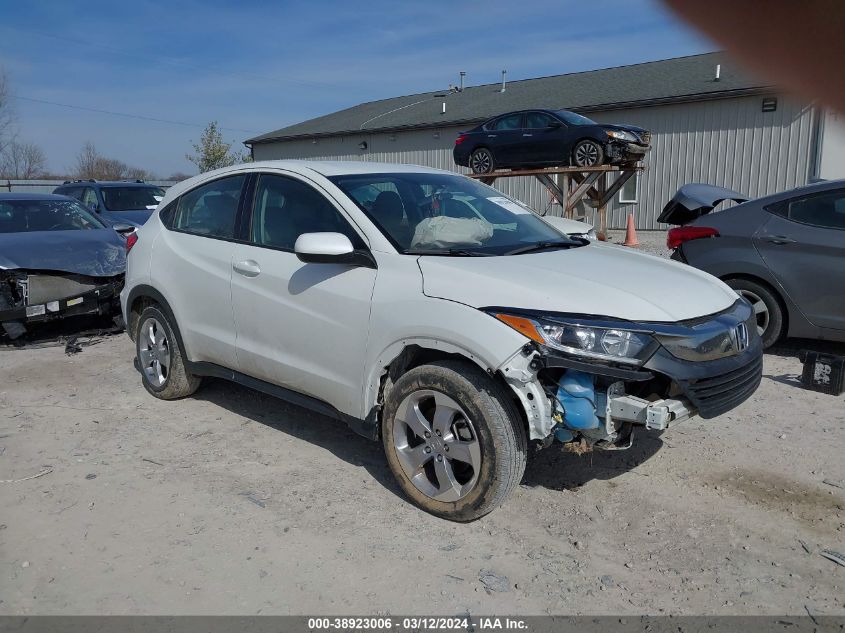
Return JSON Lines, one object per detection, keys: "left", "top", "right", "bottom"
{"left": 623, "top": 214, "right": 639, "bottom": 247}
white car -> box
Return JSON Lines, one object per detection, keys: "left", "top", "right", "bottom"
{"left": 121, "top": 161, "right": 762, "bottom": 521}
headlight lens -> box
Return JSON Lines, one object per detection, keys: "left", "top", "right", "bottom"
{"left": 606, "top": 130, "right": 636, "bottom": 142}
{"left": 492, "top": 312, "right": 656, "bottom": 365}
{"left": 585, "top": 228, "right": 597, "bottom": 241}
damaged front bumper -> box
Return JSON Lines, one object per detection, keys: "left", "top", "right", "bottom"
{"left": 498, "top": 304, "right": 763, "bottom": 450}
{"left": 0, "top": 270, "right": 124, "bottom": 339}
{"left": 606, "top": 141, "right": 650, "bottom": 164}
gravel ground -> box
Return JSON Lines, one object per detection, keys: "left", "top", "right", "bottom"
{"left": 605, "top": 230, "right": 671, "bottom": 258}
{"left": 1, "top": 332, "right": 843, "bottom": 616}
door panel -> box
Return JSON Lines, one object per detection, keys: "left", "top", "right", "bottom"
{"left": 231, "top": 173, "right": 377, "bottom": 416}
{"left": 523, "top": 112, "right": 567, "bottom": 163}
{"left": 152, "top": 174, "right": 246, "bottom": 368}
{"left": 754, "top": 191, "right": 845, "bottom": 330}
{"left": 488, "top": 113, "right": 525, "bottom": 165}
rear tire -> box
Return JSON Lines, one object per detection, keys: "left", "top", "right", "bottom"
{"left": 572, "top": 140, "right": 604, "bottom": 167}
{"left": 724, "top": 278, "right": 784, "bottom": 349}
{"left": 135, "top": 305, "right": 202, "bottom": 399}
{"left": 469, "top": 148, "right": 495, "bottom": 174}
{"left": 382, "top": 360, "right": 527, "bottom": 521}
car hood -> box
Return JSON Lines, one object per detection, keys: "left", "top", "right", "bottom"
{"left": 0, "top": 229, "right": 126, "bottom": 277}
{"left": 419, "top": 242, "right": 738, "bottom": 322}
{"left": 105, "top": 209, "right": 153, "bottom": 227}
{"left": 602, "top": 123, "right": 647, "bottom": 134}
{"left": 658, "top": 183, "right": 748, "bottom": 225}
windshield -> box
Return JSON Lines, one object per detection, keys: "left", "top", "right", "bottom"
{"left": 0, "top": 199, "right": 106, "bottom": 233}
{"left": 101, "top": 186, "right": 165, "bottom": 211}
{"left": 555, "top": 110, "right": 596, "bottom": 126}
{"left": 329, "top": 172, "right": 583, "bottom": 255}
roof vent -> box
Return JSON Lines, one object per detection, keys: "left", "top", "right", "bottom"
{"left": 459, "top": 71, "right": 466, "bottom": 91}
{"left": 500, "top": 70, "right": 507, "bottom": 93}
{"left": 715, "top": 64, "right": 721, "bottom": 81}
{"left": 442, "top": 101, "right": 446, "bottom": 114}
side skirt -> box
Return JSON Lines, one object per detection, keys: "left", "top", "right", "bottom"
{"left": 185, "top": 361, "right": 380, "bottom": 441}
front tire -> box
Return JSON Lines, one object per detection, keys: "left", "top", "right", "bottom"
{"left": 724, "top": 278, "right": 784, "bottom": 349}
{"left": 469, "top": 148, "right": 495, "bottom": 174}
{"left": 572, "top": 140, "right": 604, "bottom": 167}
{"left": 382, "top": 360, "right": 527, "bottom": 521}
{"left": 135, "top": 305, "right": 202, "bottom": 399}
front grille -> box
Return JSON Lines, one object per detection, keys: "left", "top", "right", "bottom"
{"left": 681, "top": 353, "right": 763, "bottom": 418}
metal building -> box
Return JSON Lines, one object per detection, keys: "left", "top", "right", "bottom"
{"left": 245, "top": 53, "right": 840, "bottom": 230}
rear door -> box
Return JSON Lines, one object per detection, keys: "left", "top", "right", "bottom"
{"left": 754, "top": 187, "right": 845, "bottom": 331}
{"left": 230, "top": 172, "right": 377, "bottom": 416}
{"left": 487, "top": 113, "right": 525, "bottom": 165}
{"left": 153, "top": 173, "right": 248, "bottom": 368}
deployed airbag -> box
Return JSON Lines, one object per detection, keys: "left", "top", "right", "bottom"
{"left": 411, "top": 216, "right": 493, "bottom": 248}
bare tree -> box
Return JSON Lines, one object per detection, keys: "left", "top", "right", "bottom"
{"left": 1, "top": 141, "right": 47, "bottom": 179}
{"left": 75, "top": 141, "right": 100, "bottom": 179}
{"left": 74, "top": 141, "right": 153, "bottom": 180}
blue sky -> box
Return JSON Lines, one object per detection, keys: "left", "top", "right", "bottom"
{"left": 1, "top": 0, "right": 712, "bottom": 177}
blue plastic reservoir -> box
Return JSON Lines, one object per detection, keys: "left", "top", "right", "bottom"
{"left": 556, "top": 370, "right": 600, "bottom": 430}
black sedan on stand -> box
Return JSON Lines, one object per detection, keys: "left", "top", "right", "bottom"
{"left": 453, "top": 109, "right": 650, "bottom": 174}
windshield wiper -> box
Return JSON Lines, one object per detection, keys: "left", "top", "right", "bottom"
{"left": 405, "top": 248, "right": 491, "bottom": 256}
{"left": 505, "top": 239, "right": 582, "bottom": 256}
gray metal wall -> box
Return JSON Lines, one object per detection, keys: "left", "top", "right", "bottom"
{"left": 251, "top": 94, "right": 817, "bottom": 230}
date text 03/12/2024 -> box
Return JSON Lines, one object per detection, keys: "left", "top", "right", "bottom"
{"left": 306, "top": 617, "right": 528, "bottom": 630}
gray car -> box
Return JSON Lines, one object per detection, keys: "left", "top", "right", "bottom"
{"left": 660, "top": 180, "right": 845, "bottom": 348}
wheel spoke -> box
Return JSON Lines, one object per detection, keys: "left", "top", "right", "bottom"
{"left": 400, "top": 401, "right": 431, "bottom": 439}
{"left": 432, "top": 405, "right": 457, "bottom": 436}
{"left": 433, "top": 457, "right": 461, "bottom": 500}
{"left": 139, "top": 348, "right": 155, "bottom": 367}
{"left": 752, "top": 300, "right": 767, "bottom": 315}
{"left": 445, "top": 438, "right": 480, "bottom": 466}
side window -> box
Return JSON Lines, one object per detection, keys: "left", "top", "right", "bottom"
{"left": 159, "top": 199, "right": 178, "bottom": 228}
{"left": 81, "top": 187, "right": 99, "bottom": 210}
{"left": 782, "top": 190, "right": 845, "bottom": 230}
{"left": 173, "top": 175, "right": 245, "bottom": 239}
{"left": 60, "top": 187, "right": 83, "bottom": 201}
{"left": 492, "top": 114, "right": 523, "bottom": 131}
{"left": 250, "top": 174, "right": 362, "bottom": 250}
{"left": 525, "top": 112, "right": 556, "bottom": 128}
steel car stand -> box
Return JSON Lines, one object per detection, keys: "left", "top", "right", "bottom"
{"left": 469, "top": 163, "right": 643, "bottom": 240}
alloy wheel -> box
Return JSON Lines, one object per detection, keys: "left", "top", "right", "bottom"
{"left": 738, "top": 289, "right": 770, "bottom": 337}
{"left": 392, "top": 390, "right": 481, "bottom": 502}
{"left": 470, "top": 149, "right": 493, "bottom": 174}
{"left": 574, "top": 142, "right": 600, "bottom": 167}
{"left": 138, "top": 317, "right": 171, "bottom": 388}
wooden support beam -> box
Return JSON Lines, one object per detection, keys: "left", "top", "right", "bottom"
{"left": 598, "top": 170, "right": 635, "bottom": 207}
{"left": 565, "top": 172, "right": 602, "bottom": 214}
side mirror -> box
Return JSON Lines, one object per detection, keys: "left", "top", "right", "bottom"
{"left": 294, "top": 232, "right": 375, "bottom": 268}
{"left": 112, "top": 222, "right": 136, "bottom": 234}
{"left": 548, "top": 120, "right": 563, "bottom": 128}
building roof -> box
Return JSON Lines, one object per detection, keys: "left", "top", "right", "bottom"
{"left": 247, "top": 52, "right": 768, "bottom": 145}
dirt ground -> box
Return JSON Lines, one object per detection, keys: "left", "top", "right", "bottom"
{"left": 1, "top": 309, "right": 843, "bottom": 615}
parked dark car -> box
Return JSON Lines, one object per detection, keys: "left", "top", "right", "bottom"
{"left": 453, "top": 109, "right": 650, "bottom": 174}
{"left": 53, "top": 180, "right": 166, "bottom": 227}
{"left": 0, "top": 193, "right": 133, "bottom": 342}
{"left": 660, "top": 180, "right": 845, "bottom": 348}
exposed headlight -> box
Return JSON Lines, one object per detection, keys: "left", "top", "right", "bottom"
{"left": 606, "top": 130, "right": 637, "bottom": 142}
{"left": 585, "top": 228, "right": 597, "bottom": 241}
{"left": 491, "top": 312, "right": 656, "bottom": 366}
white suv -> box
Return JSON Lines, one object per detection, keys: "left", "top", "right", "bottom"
{"left": 121, "top": 161, "right": 762, "bottom": 521}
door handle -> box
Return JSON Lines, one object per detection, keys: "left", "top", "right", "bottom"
{"left": 763, "top": 235, "right": 797, "bottom": 245}
{"left": 233, "top": 259, "right": 261, "bottom": 277}
{"left": 487, "top": 134, "right": 497, "bottom": 138}
{"left": 522, "top": 133, "right": 533, "bottom": 137}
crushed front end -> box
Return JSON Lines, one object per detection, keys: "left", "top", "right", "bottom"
{"left": 494, "top": 299, "right": 762, "bottom": 450}
{"left": 0, "top": 269, "right": 124, "bottom": 340}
